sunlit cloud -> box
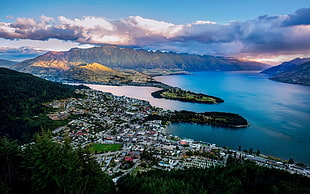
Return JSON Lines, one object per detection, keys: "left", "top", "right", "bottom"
{"left": 0, "top": 7, "right": 310, "bottom": 62}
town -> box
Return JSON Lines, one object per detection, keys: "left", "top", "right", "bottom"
{"left": 48, "top": 89, "right": 310, "bottom": 183}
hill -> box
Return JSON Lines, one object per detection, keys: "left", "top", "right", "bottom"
{"left": 75, "top": 62, "right": 117, "bottom": 72}
{"left": 0, "top": 67, "right": 85, "bottom": 141}
{"left": 261, "top": 58, "right": 310, "bottom": 75}
{"left": 12, "top": 45, "right": 268, "bottom": 83}
{"left": 270, "top": 61, "right": 310, "bottom": 86}
{"left": 0, "top": 59, "right": 17, "bottom": 67}
{"left": 62, "top": 62, "right": 157, "bottom": 85}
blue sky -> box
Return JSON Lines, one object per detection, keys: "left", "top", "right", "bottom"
{"left": 0, "top": 0, "right": 310, "bottom": 63}
{"left": 1, "top": 0, "right": 309, "bottom": 24}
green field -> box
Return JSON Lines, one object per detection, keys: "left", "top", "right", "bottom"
{"left": 87, "top": 143, "right": 121, "bottom": 153}
{"left": 161, "top": 90, "right": 217, "bottom": 103}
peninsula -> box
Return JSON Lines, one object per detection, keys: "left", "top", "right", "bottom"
{"left": 147, "top": 110, "right": 249, "bottom": 128}
{"left": 151, "top": 88, "right": 224, "bottom": 104}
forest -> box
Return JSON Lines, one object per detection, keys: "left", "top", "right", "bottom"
{"left": 118, "top": 159, "right": 310, "bottom": 194}
{"left": 1, "top": 134, "right": 310, "bottom": 194}
{"left": 0, "top": 133, "right": 115, "bottom": 194}
{"left": 0, "top": 67, "right": 86, "bottom": 142}
{"left": 147, "top": 110, "right": 249, "bottom": 128}
{"left": 171, "top": 110, "right": 249, "bottom": 127}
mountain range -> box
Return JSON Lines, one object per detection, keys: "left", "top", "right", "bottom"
{"left": 0, "top": 59, "right": 17, "bottom": 67}
{"left": 269, "top": 61, "right": 310, "bottom": 86}
{"left": 10, "top": 45, "right": 268, "bottom": 85}
{"left": 3, "top": 45, "right": 310, "bottom": 86}
{"left": 262, "top": 58, "right": 310, "bottom": 86}
{"left": 261, "top": 58, "right": 310, "bottom": 75}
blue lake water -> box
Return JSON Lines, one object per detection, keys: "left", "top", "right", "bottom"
{"left": 86, "top": 71, "right": 310, "bottom": 164}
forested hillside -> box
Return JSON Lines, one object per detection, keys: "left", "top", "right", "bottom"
{"left": 0, "top": 67, "right": 85, "bottom": 141}
{"left": 0, "top": 133, "right": 115, "bottom": 194}
{"left": 118, "top": 160, "right": 310, "bottom": 194}
{"left": 1, "top": 134, "right": 309, "bottom": 194}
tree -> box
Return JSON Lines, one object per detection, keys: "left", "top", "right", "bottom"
{"left": 0, "top": 137, "right": 28, "bottom": 193}
{"left": 238, "top": 145, "right": 241, "bottom": 152}
{"left": 24, "top": 132, "right": 115, "bottom": 194}
{"left": 256, "top": 150, "right": 260, "bottom": 156}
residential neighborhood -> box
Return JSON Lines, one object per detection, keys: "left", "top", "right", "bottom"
{"left": 48, "top": 89, "right": 310, "bottom": 183}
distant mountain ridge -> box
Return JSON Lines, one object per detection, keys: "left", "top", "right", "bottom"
{"left": 11, "top": 45, "right": 268, "bottom": 86}
{"left": 270, "top": 61, "right": 310, "bottom": 86}
{"left": 261, "top": 58, "right": 310, "bottom": 75}
{"left": 13, "top": 45, "right": 268, "bottom": 73}
{"left": 0, "top": 59, "right": 17, "bottom": 67}
{"left": 261, "top": 58, "right": 310, "bottom": 86}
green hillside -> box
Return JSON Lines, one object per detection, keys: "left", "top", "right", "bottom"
{"left": 0, "top": 67, "right": 85, "bottom": 141}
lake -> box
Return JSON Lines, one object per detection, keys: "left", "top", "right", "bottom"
{"left": 85, "top": 71, "right": 310, "bottom": 165}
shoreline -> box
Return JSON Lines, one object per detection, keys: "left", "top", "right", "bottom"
{"left": 64, "top": 73, "right": 309, "bottom": 165}
{"left": 74, "top": 83, "right": 309, "bottom": 166}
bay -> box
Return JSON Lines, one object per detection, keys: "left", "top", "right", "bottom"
{"left": 85, "top": 71, "right": 310, "bottom": 165}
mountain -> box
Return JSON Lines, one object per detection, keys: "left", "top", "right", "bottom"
{"left": 270, "top": 61, "right": 310, "bottom": 86}
{"left": 0, "top": 67, "right": 85, "bottom": 141}
{"left": 13, "top": 45, "right": 268, "bottom": 75}
{"left": 0, "top": 59, "right": 17, "bottom": 67}
{"left": 261, "top": 58, "right": 310, "bottom": 75}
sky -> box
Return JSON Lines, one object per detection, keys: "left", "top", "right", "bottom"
{"left": 0, "top": 0, "right": 310, "bottom": 64}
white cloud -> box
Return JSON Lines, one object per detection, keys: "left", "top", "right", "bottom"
{"left": 0, "top": 7, "right": 310, "bottom": 60}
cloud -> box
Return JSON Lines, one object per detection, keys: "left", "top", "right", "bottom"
{"left": 5, "top": 15, "right": 14, "bottom": 19}
{"left": 0, "top": 38, "right": 94, "bottom": 61}
{"left": 0, "top": 8, "right": 310, "bottom": 59}
{"left": 282, "top": 7, "right": 310, "bottom": 26}
{"left": 238, "top": 14, "right": 310, "bottom": 54}
{"left": 0, "top": 46, "right": 46, "bottom": 61}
